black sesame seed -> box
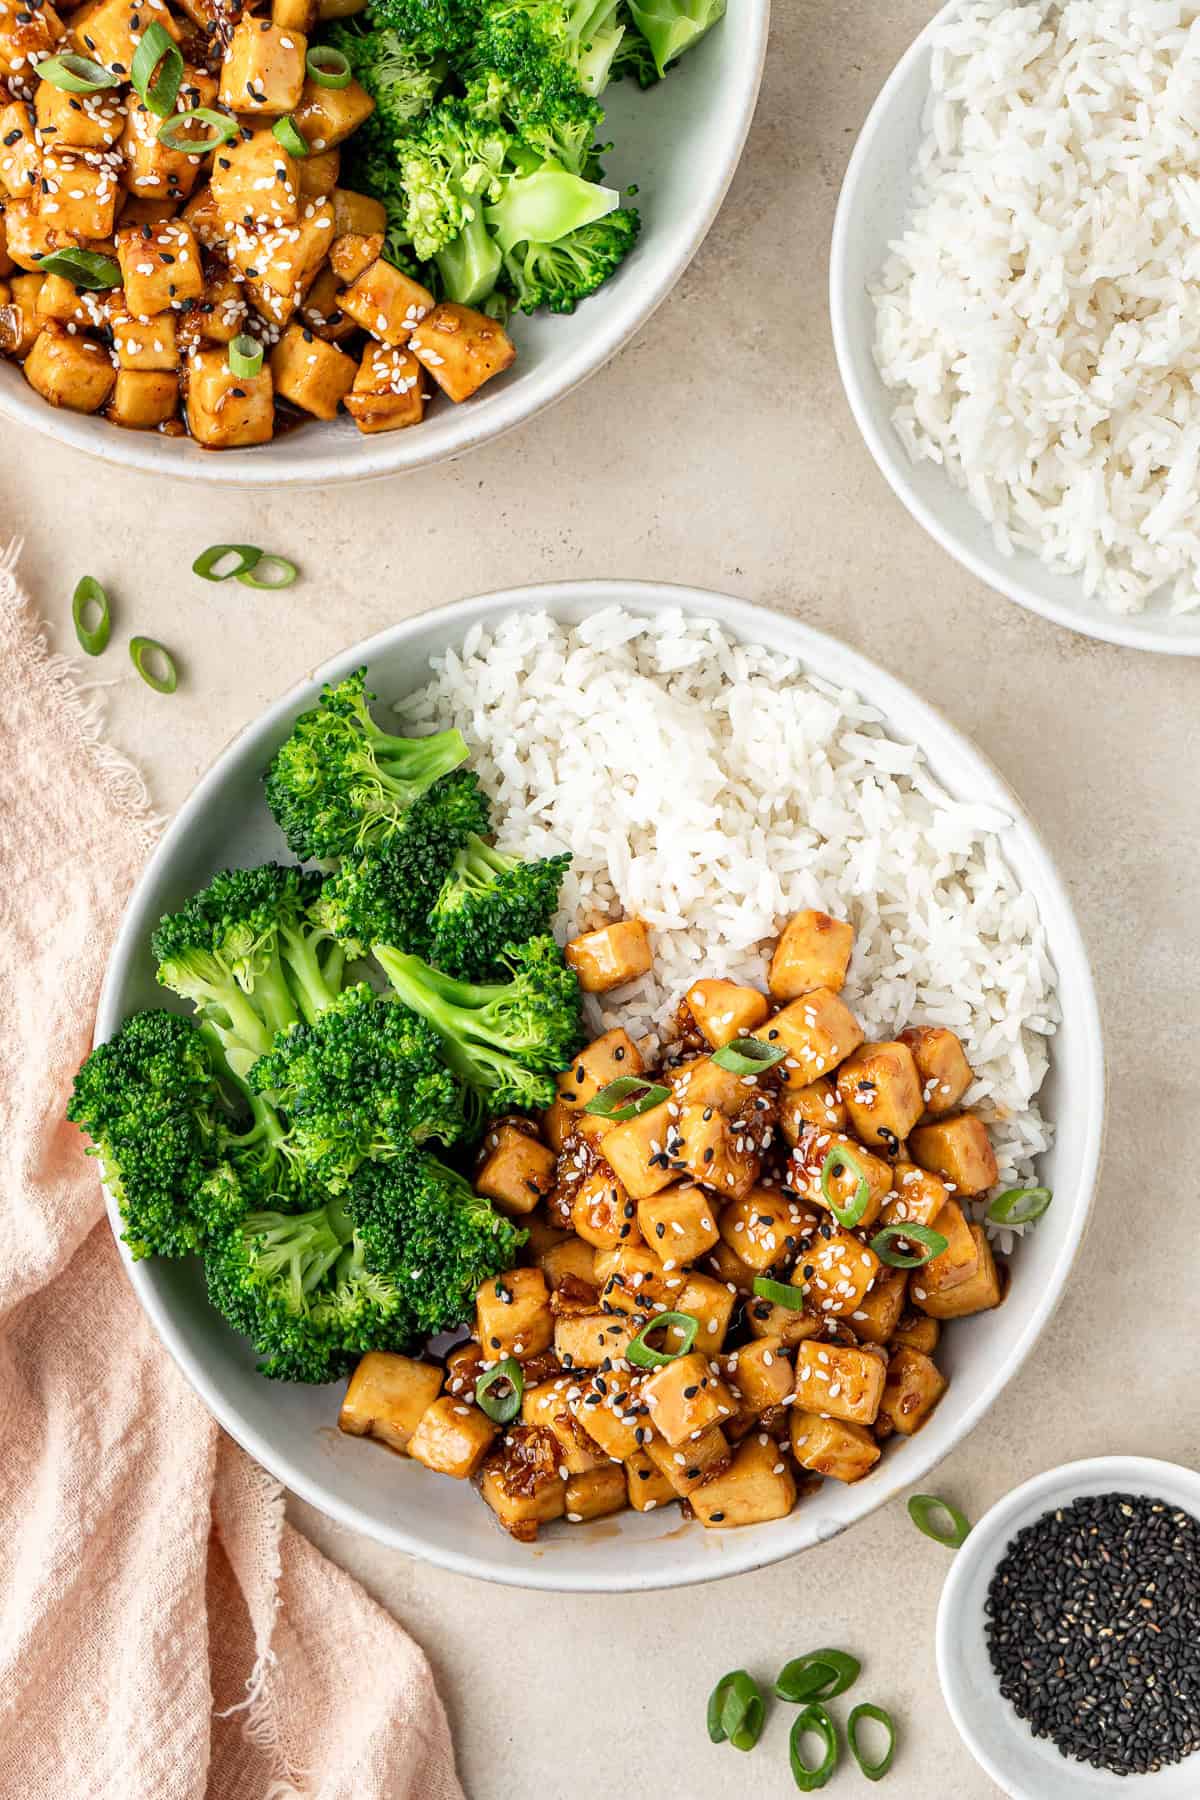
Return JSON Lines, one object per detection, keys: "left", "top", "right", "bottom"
{"left": 655, "top": 1222, "right": 665, "bottom": 1239}
{"left": 614, "top": 1046, "right": 625, "bottom": 1061}
{"left": 575, "top": 1065, "right": 586, "bottom": 1083}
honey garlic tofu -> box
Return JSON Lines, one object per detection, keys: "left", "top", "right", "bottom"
{"left": 752, "top": 987, "right": 865, "bottom": 1087}
{"left": 685, "top": 978, "right": 770, "bottom": 1048}
{"left": 24, "top": 321, "right": 114, "bottom": 412}
{"left": 218, "top": 16, "right": 307, "bottom": 115}
{"left": 185, "top": 346, "right": 274, "bottom": 447}
{"left": 339, "top": 1352, "right": 443, "bottom": 1455}
{"left": 564, "top": 919, "right": 652, "bottom": 994}
{"left": 269, "top": 322, "right": 355, "bottom": 420}
{"left": 689, "top": 1433, "right": 797, "bottom": 1529}
{"left": 409, "top": 300, "right": 516, "bottom": 403}
{"left": 480, "top": 1425, "right": 565, "bottom": 1541}
{"left": 900, "top": 1025, "right": 974, "bottom": 1117}
{"left": 338, "top": 256, "right": 433, "bottom": 347}
{"left": 769, "top": 909, "right": 855, "bottom": 1001}
{"left": 909, "top": 1112, "right": 999, "bottom": 1197}
{"left": 474, "top": 1119, "right": 557, "bottom": 1216}
{"left": 343, "top": 342, "right": 426, "bottom": 434}
{"left": 475, "top": 1266, "right": 553, "bottom": 1361}
{"left": 835, "top": 1040, "right": 924, "bottom": 1153}
{"left": 116, "top": 218, "right": 203, "bottom": 315}
{"left": 211, "top": 128, "right": 300, "bottom": 226}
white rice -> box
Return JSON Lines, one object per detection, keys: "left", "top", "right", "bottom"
{"left": 873, "top": 0, "right": 1200, "bottom": 615}
{"left": 396, "top": 608, "right": 1058, "bottom": 1241}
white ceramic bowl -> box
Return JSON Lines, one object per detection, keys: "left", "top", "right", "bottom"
{"left": 95, "top": 578, "right": 1104, "bottom": 1590}
{"left": 0, "top": 13, "right": 767, "bottom": 488}
{"left": 937, "top": 1455, "right": 1200, "bottom": 1798}
{"left": 829, "top": 0, "right": 1200, "bottom": 656}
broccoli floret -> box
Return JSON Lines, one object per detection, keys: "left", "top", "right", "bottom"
{"left": 610, "top": 6, "right": 659, "bottom": 82}
{"left": 429, "top": 835, "right": 570, "bottom": 977}
{"left": 395, "top": 96, "right": 510, "bottom": 302}
{"left": 624, "top": 0, "right": 724, "bottom": 77}
{"left": 365, "top": 0, "right": 483, "bottom": 58}
{"left": 503, "top": 205, "right": 639, "bottom": 312}
{"left": 348, "top": 1151, "right": 527, "bottom": 1335}
{"left": 484, "top": 160, "right": 620, "bottom": 256}
{"left": 373, "top": 934, "right": 583, "bottom": 1111}
{"left": 264, "top": 668, "right": 469, "bottom": 861}
{"left": 468, "top": 0, "right": 628, "bottom": 100}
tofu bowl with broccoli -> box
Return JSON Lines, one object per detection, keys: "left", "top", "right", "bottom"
{"left": 83, "top": 580, "right": 1103, "bottom": 1589}
{"left": 0, "top": 0, "right": 768, "bottom": 483}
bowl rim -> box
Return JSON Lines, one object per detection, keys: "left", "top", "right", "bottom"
{"left": 935, "top": 1454, "right": 1200, "bottom": 1796}
{"left": 0, "top": 7, "right": 770, "bottom": 491}
{"left": 828, "top": 0, "right": 1200, "bottom": 658}
{"left": 94, "top": 577, "right": 1106, "bottom": 1590}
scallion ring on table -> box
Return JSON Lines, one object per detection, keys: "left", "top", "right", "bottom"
{"left": 847, "top": 1703, "right": 896, "bottom": 1781}
{"left": 788, "top": 1702, "right": 839, "bottom": 1790}
{"left": 227, "top": 333, "right": 263, "bottom": 379}
{"left": 236, "top": 554, "right": 299, "bottom": 590}
{"left": 867, "top": 1223, "right": 948, "bottom": 1268}
{"left": 129, "top": 636, "right": 178, "bottom": 694}
{"left": 820, "top": 1143, "right": 871, "bottom": 1228}
{"left": 583, "top": 1076, "right": 669, "bottom": 1121}
{"left": 775, "top": 1649, "right": 861, "bottom": 1704}
{"left": 156, "top": 106, "right": 238, "bottom": 150}
{"left": 37, "top": 248, "right": 121, "bottom": 289}
{"left": 130, "top": 19, "right": 182, "bottom": 117}
{"left": 475, "top": 1356, "right": 523, "bottom": 1424}
{"left": 907, "top": 1492, "right": 971, "bottom": 1548}
{"left": 711, "top": 1036, "right": 786, "bottom": 1075}
{"left": 192, "top": 544, "right": 263, "bottom": 581}
{"left": 986, "top": 1185, "right": 1053, "bottom": 1226}
{"left": 35, "top": 51, "right": 119, "bottom": 92}
{"left": 751, "top": 1274, "right": 806, "bottom": 1313}
{"left": 305, "top": 44, "right": 351, "bottom": 86}
{"left": 706, "top": 1670, "right": 764, "bottom": 1751}
{"left": 627, "top": 1311, "right": 698, "bottom": 1369}
{"left": 272, "top": 113, "right": 309, "bottom": 157}
{"left": 72, "top": 576, "right": 111, "bottom": 657}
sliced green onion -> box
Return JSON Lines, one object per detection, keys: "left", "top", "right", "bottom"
{"left": 36, "top": 51, "right": 119, "bottom": 92}
{"left": 72, "top": 576, "right": 110, "bottom": 656}
{"left": 236, "top": 554, "right": 299, "bottom": 591}
{"left": 583, "top": 1076, "right": 669, "bottom": 1121}
{"left": 789, "top": 1703, "right": 839, "bottom": 1790}
{"left": 820, "top": 1144, "right": 871, "bottom": 1229}
{"left": 227, "top": 333, "right": 263, "bottom": 378}
{"left": 987, "top": 1185, "right": 1052, "bottom": 1226}
{"left": 475, "top": 1356, "right": 523, "bottom": 1424}
{"left": 129, "top": 636, "right": 178, "bottom": 694}
{"left": 907, "top": 1493, "right": 970, "bottom": 1549}
{"left": 868, "top": 1223, "right": 948, "bottom": 1269}
{"left": 706, "top": 1670, "right": 764, "bottom": 1751}
{"left": 130, "top": 19, "right": 182, "bottom": 117}
{"left": 272, "top": 113, "right": 309, "bottom": 157}
{"left": 847, "top": 1704, "right": 896, "bottom": 1781}
{"left": 712, "top": 1036, "right": 786, "bottom": 1075}
{"left": 37, "top": 248, "right": 120, "bottom": 290}
{"left": 775, "top": 1649, "right": 861, "bottom": 1704}
{"left": 157, "top": 106, "right": 238, "bottom": 151}
{"left": 305, "top": 44, "right": 351, "bottom": 86}
{"left": 752, "top": 1274, "right": 807, "bottom": 1313}
{"left": 192, "top": 543, "right": 263, "bottom": 581}
{"left": 627, "top": 1310, "right": 698, "bottom": 1369}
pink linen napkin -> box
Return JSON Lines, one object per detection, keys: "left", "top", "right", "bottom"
{"left": 0, "top": 541, "right": 466, "bottom": 1800}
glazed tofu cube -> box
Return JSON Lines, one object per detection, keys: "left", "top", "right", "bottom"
{"left": 35, "top": 81, "right": 122, "bottom": 149}
{"left": 3, "top": 196, "right": 93, "bottom": 270}
{"left": 273, "top": 0, "right": 316, "bottom": 28}
{"left": 689, "top": 1433, "right": 797, "bottom": 1529}
{"left": 848, "top": 1265, "right": 908, "bottom": 1345}
{"left": 722, "top": 1338, "right": 794, "bottom": 1413}
{"left": 914, "top": 1225, "right": 1002, "bottom": 1319}
{"left": 598, "top": 1244, "right": 682, "bottom": 1317}
{"left": 565, "top": 1463, "right": 627, "bottom": 1523}
{"left": 219, "top": 17, "right": 306, "bottom": 114}
{"left": 564, "top": 919, "right": 651, "bottom": 994}
{"left": 298, "top": 145, "right": 339, "bottom": 196}
{"left": 668, "top": 1055, "right": 757, "bottom": 1119}
{"left": 474, "top": 1120, "right": 557, "bottom": 1216}
{"left": 880, "top": 1161, "right": 949, "bottom": 1231}
{"left": 116, "top": 218, "right": 203, "bottom": 314}
{"left": 330, "top": 184, "right": 387, "bottom": 235}
{"left": 121, "top": 76, "right": 216, "bottom": 203}
{"left": 180, "top": 182, "right": 222, "bottom": 249}
{"left": 268, "top": 319, "right": 355, "bottom": 419}
{"left": 901, "top": 1025, "right": 974, "bottom": 1117}
{"left": 673, "top": 1102, "right": 759, "bottom": 1202}
{"left": 909, "top": 1114, "right": 998, "bottom": 1197}
{"left": 779, "top": 1077, "right": 847, "bottom": 1145}
{"left": 570, "top": 1375, "right": 647, "bottom": 1460}
{"left": 570, "top": 1165, "right": 640, "bottom": 1250}
{"left": 836, "top": 1041, "right": 924, "bottom": 1154}
{"left": 877, "top": 1345, "right": 946, "bottom": 1436}
{"left": 107, "top": 367, "right": 177, "bottom": 426}
{"left": 553, "top": 1310, "right": 637, "bottom": 1370}
{"left": 110, "top": 308, "right": 178, "bottom": 371}
{"left": 805, "top": 1226, "right": 880, "bottom": 1318}
{"left": 625, "top": 1449, "right": 676, "bottom": 1512}
{"left": 343, "top": 340, "right": 426, "bottom": 432}
{"left": 190, "top": 266, "right": 246, "bottom": 344}
{"left": 479, "top": 1425, "right": 564, "bottom": 1540}
{"left": 752, "top": 988, "right": 865, "bottom": 1087}
{"left": 71, "top": 0, "right": 174, "bottom": 73}
{"left": 37, "top": 144, "right": 118, "bottom": 238}
{"left": 645, "top": 1423, "right": 731, "bottom": 1496}
{"left": 636, "top": 1183, "right": 718, "bottom": 1265}
{"left": 292, "top": 76, "right": 375, "bottom": 150}
{"left": 116, "top": 195, "right": 182, "bottom": 229}
{"left": 770, "top": 909, "right": 855, "bottom": 1001}
{"left": 185, "top": 345, "right": 273, "bottom": 446}
{"left": 789, "top": 1127, "right": 893, "bottom": 1228}
{"left": 328, "top": 227, "right": 382, "bottom": 283}
{"left": 406, "top": 1394, "right": 496, "bottom": 1477}
{"left": 1, "top": 0, "right": 63, "bottom": 87}
{"left": 795, "top": 1340, "right": 885, "bottom": 1426}
{"left": 602, "top": 1099, "right": 681, "bottom": 1201}
{"left": 24, "top": 322, "right": 113, "bottom": 410}
{"left": 339, "top": 256, "right": 436, "bottom": 344}
{"left": 540, "top": 1236, "right": 597, "bottom": 1291}
{"left": 892, "top": 1309, "right": 941, "bottom": 1354}
{"left": 410, "top": 299, "right": 516, "bottom": 401}
{"left": 338, "top": 1351, "right": 443, "bottom": 1454}
{"left": 475, "top": 1266, "right": 552, "bottom": 1360}
{"left": 640, "top": 1350, "right": 735, "bottom": 1446}
{"left": 789, "top": 1411, "right": 880, "bottom": 1484}
{"left": 921, "top": 1196, "right": 979, "bottom": 1293}
{"left": 745, "top": 1282, "right": 821, "bottom": 1347}
{"left": 665, "top": 1272, "right": 737, "bottom": 1352}
{"left": 686, "top": 978, "right": 770, "bottom": 1048}
{"left": 34, "top": 271, "right": 109, "bottom": 326}
{"left": 230, "top": 196, "right": 334, "bottom": 325}
{"left": 719, "top": 1189, "right": 808, "bottom": 1273}
{"left": 521, "top": 1378, "right": 607, "bottom": 1474}
{"left": 0, "top": 100, "right": 38, "bottom": 198}
{"left": 0, "top": 270, "right": 42, "bottom": 355}
{"left": 298, "top": 261, "right": 354, "bottom": 340}
{"left": 211, "top": 127, "right": 299, "bottom": 225}
{"left": 554, "top": 1028, "right": 644, "bottom": 1115}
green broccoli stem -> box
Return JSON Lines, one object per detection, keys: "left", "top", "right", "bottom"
{"left": 199, "top": 981, "right": 285, "bottom": 1079}
{"left": 280, "top": 925, "right": 345, "bottom": 1028}
{"left": 452, "top": 834, "right": 515, "bottom": 894}
{"left": 248, "top": 949, "right": 304, "bottom": 1041}
{"left": 367, "top": 721, "right": 468, "bottom": 786}
{"left": 435, "top": 205, "right": 503, "bottom": 305}
{"left": 243, "top": 1201, "right": 353, "bottom": 1306}
{"left": 374, "top": 946, "right": 497, "bottom": 1017}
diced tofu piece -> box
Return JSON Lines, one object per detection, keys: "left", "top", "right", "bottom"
{"left": 877, "top": 1345, "right": 947, "bottom": 1436}
{"left": 475, "top": 1266, "right": 552, "bottom": 1360}
{"left": 0, "top": 0, "right": 63, "bottom": 87}
{"left": 116, "top": 195, "right": 181, "bottom": 229}
{"left": 229, "top": 195, "right": 334, "bottom": 326}
{"left": 0, "top": 270, "right": 42, "bottom": 355}
{"left": 71, "top": 0, "right": 173, "bottom": 73}
{"left": 0, "top": 100, "right": 39, "bottom": 198}
{"left": 689, "top": 1433, "right": 797, "bottom": 1528}
{"left": 330, "top": 184, "right": 387, "bottom": 235}
{"left": 640, "top": 1350, "right": 735, "bottom": 1446}
{"left": 23, "top": 321, "right": 113, "bottom": 410}
{"left": 343, "top": 339, "right": 425, "bottom": 432}
{"left": 795, "top": 1339, "right": 886, "bottom": 1426}
{"left": 341, "top": 257, "right": 435, "bottom": 345}
{"left": 109, "top": 305, "right": 177, "bottom": 368}
{"left": 554, "top": 1027, "right": 644, "bottom": 1114}
{"left": 665, "top": 1272, "right": 737, "bottom": 1352}
{"left": 37, "top": 143, "right": 118, "bottom": 237}
{"left": 338, "top": 1351, "right": 443, "bottom": 1453}
{"left": 328, "top": 227, "right": 381, "bottom": 283}
{"left": 752, "top": 988, "right": 865, "bottom": 1087}
{"left": 540, "top": 1236, "right": 597, "bottom": 1292}
{"left": 34, "top": 271, "right": 109, "bottom": 326}
{"left": 921, "top": 1196, "right": 979, "bottom": 1293}
{"left": 292, "top": 77, "right": 374, "bottom": 151}
{"left": 602, "top": 1099, "right": 681, "bottom": 1201}
{"left": 474, "top": 1119, "right": 557, "bottom": 1216}
{"left": 625, "top": 1449, "right": 676, "bottom": 1512}
{"left": 570, "top": 1373, "right": 648, "bottom": 1461}
{"left": 805, "top": 1225, "right": 880, "bottom": 1319}
{"left": 121, "top": 74, "right": 216, "bottom": 203}
{"left": 722, "top": 1337, "right": 794, "bottom": 1413}
{"left": 273, "top": 0, "right": 316, "bottom": 28}
{"left": 909, "top": 1114, "right": 998, "bottom": 1197}
{"left": 914, "top": 1225, "right": 1003, "bottom": 1319}
{"left": 219, "top": 16, "right": 306, "bottom": 114}
{"left": 116, "top": 217, "right": 203, "bottom": 314}
{"left": 668, "top": 1055, "right": 757, "bottom": 1119}
{"left": 745, "top": 1284, "right": 822, "bottom": 1348}
{"left": 184, "top": 345, "right": 273, "bottom": 447}
{"left": 211, "top": 127, "right": 299, "bottom": 225}
{"left": 570, "top": 1164, "right": 640, "bottom": 1251}
{"left": 770, "top": 909, "right": 855, "bottom": 1000}
{"left": 836, "top": 1041, "right": 924, "bottom": 1154}
{"left": 564, "top": 919, "right": 652, "bottom": 994}
{"left": 406, "top": 1394, "right": 496, "bottom": 1477}
{"left": 565, "top": 1463, "right": 627, "bottom": 1523}
{"left": 4, "top": 196, "right": 102, "bottom": 270}
{"left": 789, "top": 1127, "right": 893, "bottom": 1228}
{"left": 646, "top": 1423, "right": 731, "bottom": 1496}
{"left": 789, "top": 1410, "right": 880, "bottom": 1484}
{"left": 892, "top": 1309, "right": 940, "bottom": 1354}
{"left": 597, "top": 1243, "right": 682, "bottom": 1317}
{"left": 719, "top": 1188, "right": 809, "bottom": 1273}
{"left": 180, "top": 182, "right": 222, "bottom": 249}
{"left": 705, "top": 1240, "right": 762, "bottom": 1295}
{"left": 901, "top": 1025, "right": 974, "bottom": 1117}
{"left": 35, "top": 80, "right": 122, "bottom": 149}
{"left": 268, "top": 318, "right": 355, "bottom": 419}
{"left": 298, "top": 145, "right": 339, "bottom": 196}
{"left": 553, "top": 1310, "right": 636, "bottom": 1370}
{"left": 636, "top": 1183, "right": 719, "bottom": 1265}
{"left": 479, "top": 1424, "right": 564, "bottom": 1540}
{"left": 189, "top": 266, "right": 246, "bottom": 344}
{"left": 107, "top": 367, "right": 177, "bottom": 426}
{"left": 779, "top": 1077, "right": 847, "bottom": 1144}
{"left": 849, "top": 1265, "right": 907, "bottom": 1345}
{"left": 298, "top": 260, "right": 354, "bottom": 340}
{"left": 686, "top": 978, "right": 770, "bottom": 1049}
{"left": 672, "top": 1101, "right": 759, "bottom": 1202}
{"left": 521, "top": 1377, "right": 607, "bottom": 1474}
{"left": 409, "top": 299, "right": 516, "bottom": 401}
{"left": 879, "top": 1161, "right": 949, "bottom": 1230}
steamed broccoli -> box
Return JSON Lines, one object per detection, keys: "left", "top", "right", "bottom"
{"left": 624, "top": 0, "right": 724, "bottom": 77}
{"left": 263, "top": 669, "right": 469, "bottom": 861}
{"left": 467, "top": 0, "right": 628, "bottom": 100}
{"left": 365, "top": 0, "right": 483, "bottom": 58}
{"left": 503, "top": 206, "right": 639, "bottom": 312}
{"left": 429, "top": 835, "right": 570, "bottom": 976}
{"left": 610, "top": 5, "right": 659, "bottom": 82}
{"left": 396, "top": 96, "right": 510, "bottom": 302}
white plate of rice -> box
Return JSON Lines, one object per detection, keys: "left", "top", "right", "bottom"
{"left": 831, "top": 0, "right": 1200, "bottom": 654}
{"left": 96, "top": 580, "right": 1104, "bottom": 1590}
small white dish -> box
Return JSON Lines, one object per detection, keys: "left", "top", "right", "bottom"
{"left": 937, "top": 1455, "right": 1200, "bottom": 1797}
{"left": 829, "top": 0, "right": 1200, "bottom": 656}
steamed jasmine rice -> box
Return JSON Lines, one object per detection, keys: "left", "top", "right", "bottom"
{"left": 396, "top": 608, "right": 1057, "bottom": 1237}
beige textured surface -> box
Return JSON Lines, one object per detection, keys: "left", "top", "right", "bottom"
{"left": 4, "top": 3, "right": 1200, "bottom": 1795}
